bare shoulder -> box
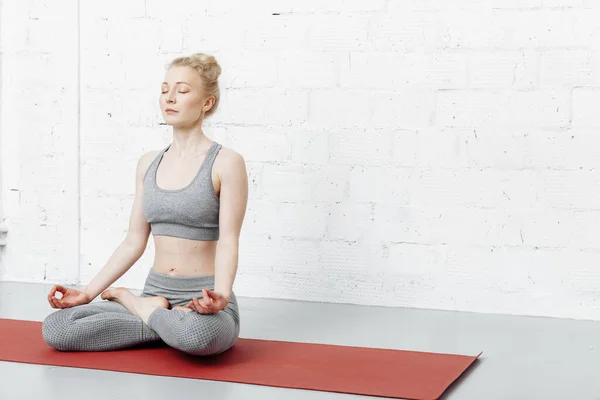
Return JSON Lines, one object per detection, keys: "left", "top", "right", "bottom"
{"left": 214, "top": 145, "right": 247, "bottom": 178}
{"left": 136, "top": 150, "right": 161, "bottom": 180}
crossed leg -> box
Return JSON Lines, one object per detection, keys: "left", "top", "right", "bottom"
{"left": 42, "top": 288, "right": 239, "bottom": 356}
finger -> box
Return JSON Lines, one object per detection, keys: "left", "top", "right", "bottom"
{"left": 51, "top": 297, "right": 62, "bottom": 309}
{"left": 200, "top": 296, "right": 219, "bottom": 313}
{"left": 202, "top": 291, "right": 213, "bottom": 306}
{"left": 205, "top": 289, "right": 220, "bottom": 301}
{"left": 197, "top": 305, "right": 214, "bottom": 314}
{"left": 48, "top": 285, "right": 62, "bottom": 300}
{"left": 194, "top": 297, "right": 207, "bottom": 310}
{"left": 48, "top": 285, "right": 57, "bottom": 300}
{"left": 194, "top": 297, "right": 209, "bottom": 313}
{"left": 55, "top": 285, "right": 67, "bottom": 296}
{"left": 191, "top": 297, "right": 199, "bottom": 311}
{"left": 56, "top": 297, "right": 66, "bottom": 308}
{"left": 47, "top": 287, "right": 56, "bottom": 305}
{"left": 193, "top": 296, "right": 204, "bottom": 307}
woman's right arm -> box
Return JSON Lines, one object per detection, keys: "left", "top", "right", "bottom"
{"left": 81, "top": 151, "right": 158, "bottom": 300}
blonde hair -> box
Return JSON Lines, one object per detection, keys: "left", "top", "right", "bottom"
{"left": 169, "top": 53, "right": 222, "bottom": 117}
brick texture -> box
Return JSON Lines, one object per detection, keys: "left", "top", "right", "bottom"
{"left": 1, "top": 0, "right": 600, "bottom": 321}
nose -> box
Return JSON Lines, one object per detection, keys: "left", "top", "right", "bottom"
{"left": 165, "top": 90, "right": 175, "bottom": 104}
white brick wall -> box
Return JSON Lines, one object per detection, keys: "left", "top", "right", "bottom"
{"left": 1, "top": 0, "right": 600, "bottom": 321}
{"left": 0, "top": 0, "right": 79, "bottom": 283}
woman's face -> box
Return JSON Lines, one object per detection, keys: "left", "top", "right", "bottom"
{"left": 159, "top": 65, "right": 214, "bottom": 127}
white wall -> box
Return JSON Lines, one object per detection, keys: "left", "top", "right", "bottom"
{"left": 0, "top": 0, "right": 79, "bottom": 281}
{"left": 1, "top": 0, "right": 600, "bottom": 321}
{"left": 0, "top": 0, "right": 4, "bottom": 247}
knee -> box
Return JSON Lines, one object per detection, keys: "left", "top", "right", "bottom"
{"left": 175, "top": 319, "right": 236, "bottom": 356}
{"left": 41, "top": 310, "right": 72, "bottom": 351}
{"left": 176, "top": 326, "right": 220, "bottom": 356}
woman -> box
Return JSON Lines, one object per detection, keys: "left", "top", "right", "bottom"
{"left": 42, "top": 53, "right": 248, "bottom": 356}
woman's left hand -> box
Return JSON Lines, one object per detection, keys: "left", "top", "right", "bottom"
{"left": 186, "top": 288, "right": 229, "bottom": 314}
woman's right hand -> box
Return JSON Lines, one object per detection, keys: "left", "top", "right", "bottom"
{"left": 47, "top": 285, "right": 92, "bottom": 309}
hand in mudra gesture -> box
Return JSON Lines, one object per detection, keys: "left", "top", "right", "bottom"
{"left": 185, "top": 288, "right": 228, "bottom": 314}
{"left": 47, "top": 285, "right": 92, "bottom": 309}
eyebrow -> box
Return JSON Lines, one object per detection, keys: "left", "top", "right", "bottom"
{"left": 162, "top": 81, "right": 191, "bottom": 86}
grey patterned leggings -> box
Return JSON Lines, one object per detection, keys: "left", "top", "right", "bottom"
{"left": 41, "top": 269, "right": 240, "bottom": 356}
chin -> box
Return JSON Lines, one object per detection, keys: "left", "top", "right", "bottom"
{"left": 163, "top": 116, "right": 194, "bottom": 128}
{"left": 163, "top": 114, "right": 180, "bottom": 124}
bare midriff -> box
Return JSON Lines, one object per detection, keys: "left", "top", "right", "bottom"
{"left": 150, "top": 235, "right": 217, "bottom": 277}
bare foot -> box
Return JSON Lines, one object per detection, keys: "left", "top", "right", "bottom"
{"left": 172, "top": 305, "right": 193, "bottom": 313}
{"left": 101, "top": 288, "right": 169, "bottom": 324}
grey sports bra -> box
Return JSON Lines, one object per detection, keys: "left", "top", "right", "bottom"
{"left": 142, "top": 141, "right": 222, "bottom": 241}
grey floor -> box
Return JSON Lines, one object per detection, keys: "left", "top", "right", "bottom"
{"left": 0, "top": 281, "right": 599, "bottom": 400}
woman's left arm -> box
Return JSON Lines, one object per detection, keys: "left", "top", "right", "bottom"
{"left": 213, "top": 150, "right": 248, "bottom": 303}
{"left": 187, "top": 150, "right": 248, "bottom": 315}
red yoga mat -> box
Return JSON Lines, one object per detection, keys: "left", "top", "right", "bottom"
{"left": 0, "top": 318, "right": 480, "bottom": 400}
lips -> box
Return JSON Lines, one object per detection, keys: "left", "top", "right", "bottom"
{"left": 166, "top": 108, "right": 178, "bottom": 113}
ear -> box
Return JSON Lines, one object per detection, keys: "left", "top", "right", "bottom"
{"left": 203, "top": 96, "right": 215, "bottom": 112}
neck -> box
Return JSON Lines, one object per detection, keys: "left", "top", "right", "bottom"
{"left": 169, "top": 124, "right": 210, "bottom": 156}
